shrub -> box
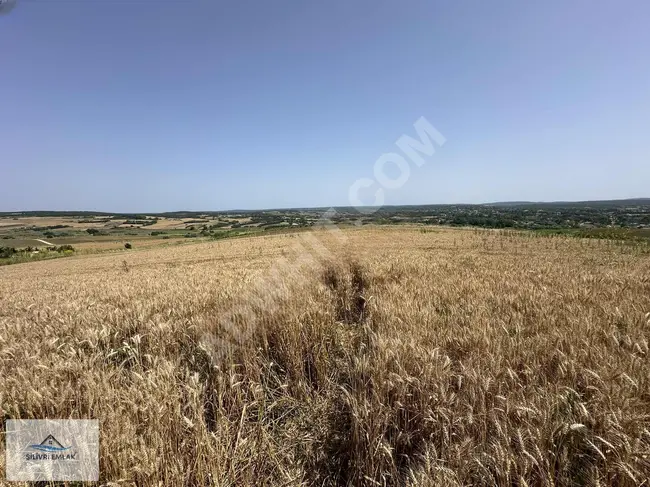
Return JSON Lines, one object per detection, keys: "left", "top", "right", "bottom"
{"left": 0, "top": 247, "right": 17, "bottom": 258}
{"left": 124, "top": 242, "right": 132, "bottom": 249}
{"left": 46, "top": 245, "right": 75, "bottom": 253}
{"left": 33, "top": 225, "right": 71, "bottom": 231}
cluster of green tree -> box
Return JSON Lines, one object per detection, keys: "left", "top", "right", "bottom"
{"left": 209, "top": 221, "right": 230, "bottom": 229}
{"left": 0, "top": 245, "right": 75, "bottom": 259}
{"left": 124, "top": 219, "right": 158, "bottom": 226}
{"left": 31, "top": 225, "right": 71, "bottom": 230}
{"left": 249, "top": 213, "right": 286, "bottom": 225}
{"left": 110, "top": 214, "right": 152, "bottom": 220}
{"left": 362, "top": 203, "right": 650, "bottom": 230}
{"left": 2, "top": 199, "right": 649, "bottom": 233}
{"left": 244, "top": 212, "right": 312, "bottom": 228}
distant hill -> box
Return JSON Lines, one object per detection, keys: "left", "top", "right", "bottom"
{"left": 484, "top": 198, "right": 650, "bottom": 208}
{"left": 2, "top": 198, "right": 649, "bottom": 218}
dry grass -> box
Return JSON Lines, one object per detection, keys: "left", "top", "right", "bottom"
{"left": 1, "top": 227, "right": 649, "bottom": 486}
{"left": 70, "top": 236, "right": 187, "bottom": 252}
{"left": 0, "top": 215, "right": 192, "bottom": 231}
{"left": 136, "top": 218, "right": 189, "bottom": 230}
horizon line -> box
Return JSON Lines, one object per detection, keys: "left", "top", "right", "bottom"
{"left": 2, "top": 197, "right": 649, "bottom": 216}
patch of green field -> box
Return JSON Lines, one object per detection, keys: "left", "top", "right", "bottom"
{"left": 0, "top": 247, "right": 76, "bottom": 266}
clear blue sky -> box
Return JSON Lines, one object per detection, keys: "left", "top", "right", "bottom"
{"left": 2, "top": 0, "right": 649, "bottom": 212}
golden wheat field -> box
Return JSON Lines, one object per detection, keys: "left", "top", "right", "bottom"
{"left": 1, "top": 226, "right": 649, "bottom": 486}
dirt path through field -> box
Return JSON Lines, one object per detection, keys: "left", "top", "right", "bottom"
{"left": 34, "top": 239, "right": 54, "bottom": 246}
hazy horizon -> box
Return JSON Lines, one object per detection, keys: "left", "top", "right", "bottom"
{"left": 2, "top": 1, "right": 649, "bottom": 212}
{"left": 2, "top": 196, "right": 650, "bottom": 216}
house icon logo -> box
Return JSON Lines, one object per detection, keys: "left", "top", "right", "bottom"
{"left": 7, "top": 419, "right": 98, "bottom": 481}
{"left": 29, "top": 435, "right": 71, "bottom": 453}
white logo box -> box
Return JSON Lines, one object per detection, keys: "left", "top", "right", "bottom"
{"left": 5, "top": 419, "right": 99, "bottom": 482}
